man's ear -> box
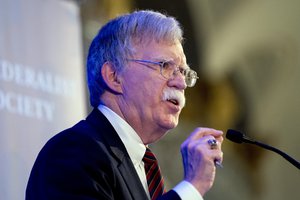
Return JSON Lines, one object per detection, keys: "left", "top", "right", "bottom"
{"left": 101, "top": 62, "right": 123, "bottom": 94}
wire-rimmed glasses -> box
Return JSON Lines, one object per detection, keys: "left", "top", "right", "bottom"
{"left": 127, "top": 59, "right": 199, "bottom": 87}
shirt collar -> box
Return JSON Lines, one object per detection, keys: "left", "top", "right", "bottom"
{"left": 98, "top": 104, "right": 146, "bottom": 164}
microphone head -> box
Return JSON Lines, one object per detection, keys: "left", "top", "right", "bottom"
{"left": 226, "top": 129, "right": 245, "bottom": 143}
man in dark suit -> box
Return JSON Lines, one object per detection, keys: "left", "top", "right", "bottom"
{"left": 26, "top": 10, "right": 223, "bottom": 200}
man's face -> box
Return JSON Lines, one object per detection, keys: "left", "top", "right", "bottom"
{"left": 118, "top": 39, "right": 187, "bottom": 143}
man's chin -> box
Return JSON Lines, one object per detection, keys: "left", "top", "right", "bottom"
{"left": 160, "top": 119, "right": 178, "bottom": 131}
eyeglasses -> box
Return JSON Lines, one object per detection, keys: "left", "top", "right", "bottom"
{"left": 127, "top": 59, "right": 199, "bottom": 87}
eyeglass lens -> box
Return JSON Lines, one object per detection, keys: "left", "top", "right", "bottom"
{"left": 160, "top": 61, "right": 197, "bottom": 87}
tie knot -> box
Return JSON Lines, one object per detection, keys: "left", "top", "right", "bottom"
{"left": 142, "top": 147, "right": 157, "bottom": 164}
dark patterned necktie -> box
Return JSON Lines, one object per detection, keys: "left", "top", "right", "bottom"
{"left": 142, "top": 147, "right": 165, "bottom": 200}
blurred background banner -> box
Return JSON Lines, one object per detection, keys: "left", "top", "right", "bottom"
{"left": 0, "top": 0, "right": 86, "bottom": 199}
{"left": 1, "top": 0, "right": 300, "bottom": 199}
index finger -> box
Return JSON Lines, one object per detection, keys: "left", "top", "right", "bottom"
{"left": 187, "top": 127, "right": 223, "bottom": 141}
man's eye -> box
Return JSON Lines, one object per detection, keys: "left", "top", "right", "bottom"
{"left": 161, "top": 61, "right": 172, "bottom": 69}
{"left": 178, "top": 68, "right": 185, "bottom": 75}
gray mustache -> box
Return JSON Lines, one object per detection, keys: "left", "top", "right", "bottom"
{"left": 162, "top": 88, "right": 186, "bottom": 108}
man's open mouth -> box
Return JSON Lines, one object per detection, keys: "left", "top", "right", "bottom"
{"left": 167, "top": 98, "right": 179, "bottom": 106}
{"left": 162, "top": 88, "right": 185, "bottom": 109}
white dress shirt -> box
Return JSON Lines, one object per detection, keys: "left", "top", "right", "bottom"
{"left": 98, "top": 104, "right": 203, "bottom": 200}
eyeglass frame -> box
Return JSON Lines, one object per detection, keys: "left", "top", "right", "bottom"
{"left": 126, "top": 59, "right": 199, "bottom": 87}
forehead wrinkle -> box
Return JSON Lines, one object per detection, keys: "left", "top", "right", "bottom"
{"left": 132, "top": 39, "right": 186, "bottom": 63}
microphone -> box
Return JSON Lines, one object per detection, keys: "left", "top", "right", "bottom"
{"left": 226, "top": 129, "right": 300, "bottom": 170}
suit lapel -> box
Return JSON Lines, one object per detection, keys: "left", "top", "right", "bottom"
{"left": 86, "top": 109, "right": 149, "bottom": 199}
{"left": 111, "top": 145, "right": 149, "bottom": 199}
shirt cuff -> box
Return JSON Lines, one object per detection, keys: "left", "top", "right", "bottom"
{"left": 172, "top": 181, "right": 203, "bottom": 200}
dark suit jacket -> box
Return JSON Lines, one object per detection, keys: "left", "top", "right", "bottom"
{"left": 26, "top": 108, "right": 181, "bottom": 200}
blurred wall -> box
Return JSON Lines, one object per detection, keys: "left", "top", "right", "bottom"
{"left": 187, "top": 0, "right": 300, "bottom": 199}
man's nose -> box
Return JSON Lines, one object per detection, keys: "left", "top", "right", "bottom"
{"left": 167, "top": 72, "right": 187, "bottom": 90}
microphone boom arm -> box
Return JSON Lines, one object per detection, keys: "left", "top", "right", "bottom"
{"left": 226, "top": 129, "right": 300, "bottom": 170}
{"left": 245, "top": 139, "right": 300, "bottom": 170}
